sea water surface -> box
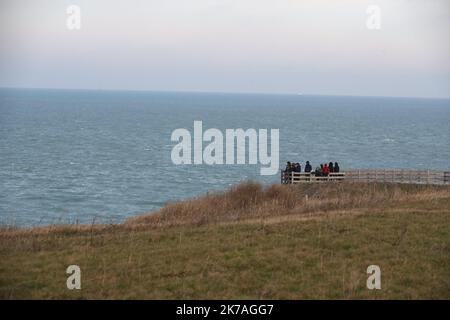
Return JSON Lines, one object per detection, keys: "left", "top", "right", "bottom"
{"left": 1, "top": 88, "right": 449, "bottom": 226}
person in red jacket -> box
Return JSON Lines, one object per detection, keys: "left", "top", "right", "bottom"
{"left": 323, "top": 163, "right": 330, "bottom": 176}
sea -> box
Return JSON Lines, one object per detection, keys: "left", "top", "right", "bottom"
{"left": 1, "top": 88, "right": 449, "bottom": 226}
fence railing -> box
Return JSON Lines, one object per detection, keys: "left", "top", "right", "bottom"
{"left": 281, "top": 172, "right": 345, "bottom": 184}
{"left": 281, "top": 169, "right": 450, "bottom": 185}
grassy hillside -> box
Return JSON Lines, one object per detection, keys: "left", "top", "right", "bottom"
{"left": 1, "top": 182, "right": 449, "bottom": 299}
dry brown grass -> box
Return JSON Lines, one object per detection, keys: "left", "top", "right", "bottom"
{"left": 1, "top": 181, "right": 449, "bottom": 239}
{"left": 124, "top": 181, "right": 450, "bottom": 227}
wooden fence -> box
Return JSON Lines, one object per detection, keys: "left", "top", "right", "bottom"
{"left": 281, "top": 169, "right": 450, "bottom": 185}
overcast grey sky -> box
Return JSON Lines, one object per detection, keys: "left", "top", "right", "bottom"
{"left": 0, "top": 0, "right": 449, "bottom": 98}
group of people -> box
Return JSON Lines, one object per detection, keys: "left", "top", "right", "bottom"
{"left": 284, "top": 161, "right": 340, "bottom": 176}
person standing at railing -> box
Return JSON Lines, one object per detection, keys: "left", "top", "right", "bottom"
{"left": 323, "top": 163, "right": 330, "bottom": 176}
{"left": 285, "top": 162, "right": 292, "bottom": 173}
{"left": 334, "top": 162, "right": 340, "bottom": 173}
{"left": 305, "top": 161, "right": 312, "bottom": 173}
{"left": 329, "top": 162, "right": 334, "bottom": 173}
{"left": 295, "top": 163, "right": 301, "bottom": 172}
{"left": 315, "top": 166, "right": 322, "bottom": 176}
{"left": 282, "top": 162, "right": 291, "bottom": 184}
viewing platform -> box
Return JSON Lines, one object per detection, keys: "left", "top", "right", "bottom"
{"left": 281, "top": 169, "right": 450, "bottom": 185}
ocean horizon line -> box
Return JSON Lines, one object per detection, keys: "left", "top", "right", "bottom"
{"left": 1, "top": 86, "right": 449, "bottom": 101}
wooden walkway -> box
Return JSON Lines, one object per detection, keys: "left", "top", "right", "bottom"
{"left": 281, "top": 169, "right": 450, "bottom": 185}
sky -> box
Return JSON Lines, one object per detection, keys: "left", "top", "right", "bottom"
{"left": 0, "top": 0, "right": 449, "bottom": 98}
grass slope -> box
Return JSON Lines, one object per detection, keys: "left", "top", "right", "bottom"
{"left": 1, "top": 182, "right": 449, "bottom": 299}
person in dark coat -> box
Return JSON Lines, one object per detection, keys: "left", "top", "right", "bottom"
{"left": 334, "top": 162, "right": 340, "bottom": 173}
{"left": 304, "top": 161, "right": 312, "bottom": 173}
{"left": 329, "top": 162, "right": 334, "bottom": 173}
{"left": 285, "top": 161, "right": 292, "bottom": 172}
{"left": 315, "top": 166, "right": 322, "bottom": 176}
